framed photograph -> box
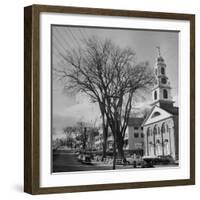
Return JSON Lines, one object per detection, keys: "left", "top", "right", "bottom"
{"left": 24, "top": 4, "right": 195, "bottom": 194}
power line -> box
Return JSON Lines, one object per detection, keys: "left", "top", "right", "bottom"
{"left": 54, "top": 27, "right": 72, "bottom": 52}
{"left": 52, "top": 45, "right": 62, "bottom": 57}
{"left": 73, "top": 28, "right": 84, "bottom": 46}
{"left": 79, "top": 28, "right": 88, "bottom": 43}
{"left": 60, "top": 27, "right": 76, "bottom": 50}
{"left": 53, "top": 34, "right": 68, "bottom": 54}
{"left": 57, "top": 26, "right": 80, "bottom": 50}
{"left": 81, "top": 28, "right": 90, "bottom": 41}
{"left": 51, "top": 33, "right": 71, "bottom": 68}
{"left": 67, "top": 27, "right": 82, "bottom": 48}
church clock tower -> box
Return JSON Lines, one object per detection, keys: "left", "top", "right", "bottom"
{"left": 151, "top": 47, "right": 174, "bottom": 109}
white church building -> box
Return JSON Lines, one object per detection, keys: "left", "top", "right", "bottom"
{"left": 142, "top": 48, "right": 179, "bottom": 161}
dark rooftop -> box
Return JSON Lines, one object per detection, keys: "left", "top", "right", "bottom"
{"left": 128, "top": 117, "right": 144, "bottom": 127}
{"left": 163, "top": 106, "right": 179, "bottom": 115}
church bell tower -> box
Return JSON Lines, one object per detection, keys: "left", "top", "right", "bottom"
{"left": 151, "top": 47, "right": 174, "bottom": 109}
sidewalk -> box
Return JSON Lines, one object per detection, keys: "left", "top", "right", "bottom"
{"left": 92, "top": 161, "right": 135, "bottom": 169}
{"left": 92, "top": 161, "right": 178, "bottom": 169}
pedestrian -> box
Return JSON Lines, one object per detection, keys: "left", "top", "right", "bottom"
{"left": 133, "top": 160, "right": 137, "bottom": 168}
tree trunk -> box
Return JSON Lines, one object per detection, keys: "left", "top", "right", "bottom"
{"left": 83, "top": 127, "right": 87, "bottom": 150}
{"left": 99, "top": 103, "right": 109, "bottom": 160}
{"left": 102, "top": 137, "right": 107, "bottom": 160}
{"left": 116, "top": 135, "right": 125, "bottom": 159}
{"left": 112, "top": 134, "right": 116, "bottom": 170}
{"left": 102, "top": 119, "right": 108, "bottom": 160}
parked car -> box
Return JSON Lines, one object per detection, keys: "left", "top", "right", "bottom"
{"left": 126, "top": 155, "right": 143, "bottom": 167}
{"left": 141, "top": 160, "right": 154, "bottom": 168}
{"left": 114, "top": 158, "right": 132, "bottom": 165}
{"left": 142, "top": 156, "right": 156, "bottom": 168}
{"left": 77, "top": 153, "right": 92, "bottom": 164}
{"left": 157, "top": 155, "right": 173, "bottom": 165}
{"left": 142, "top": 155, "right": 173, "bottom": 167}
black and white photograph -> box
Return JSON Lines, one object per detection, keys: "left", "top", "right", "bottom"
{"left": 52, "top": 25, "right": 179, "bottom": 173}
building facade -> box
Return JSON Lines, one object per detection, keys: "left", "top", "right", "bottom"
{"left": 94, "top": 118, "right": 144, "bottom": 154}
{"left": 94, "top": 128, "right": 113, "bottom": 151}
{"left": 124, "top": 118, "right": 144, "bottom": 154}
{"left": 143, "top": 48, "right": 179, "bottom": 161}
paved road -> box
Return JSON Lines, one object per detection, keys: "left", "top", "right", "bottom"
{"left": 52, "top": 150, "right": 174, "bottom": 173}
{"left": 53, "top": 150, "right": 113, "bottom": 172}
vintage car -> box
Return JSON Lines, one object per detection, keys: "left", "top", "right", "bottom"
{"left": 141, "top": 156, "right": 156, "bottom": 168}
{"left": 77, "top": 153, "right": 92, "bottom": 164}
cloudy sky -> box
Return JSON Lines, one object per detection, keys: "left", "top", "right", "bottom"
{"left": 52, "top": 25, "right": 179, "bottom": 135}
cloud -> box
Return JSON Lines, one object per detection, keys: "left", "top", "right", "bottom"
{"left": 53, "top": 98, "right": 101, "bottom": 131}
{"left": 53, "top": 115, "right": 76, "bottom": 130}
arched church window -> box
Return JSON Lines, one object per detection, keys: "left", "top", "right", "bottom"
{"left": 147, "top": 128, "right": 151, "bottom": 136}
{"left": 151, "top": 111, "right": 161, "bottom": 118}
{"left": 156, "top": 139, "right": 160, "bottom": 144}
{"left": 154, "top": 91, "right": 157, "bottom": 100}
{"left": 163, "top": 89, "right": 168, "bottom": 99}
{"left": 153, "top": 125, "right": 157, "bottom": 135}
{"left": 158, "top": 127, "right": 160, "bottom": 135}
{"left": 161, "top": 123, "right": 166, "bottom": 134}
{"left": 166, "top": 124, "right": 169, "bottom": 132}
{"left": 161, "top": 78, "right": 167, "bottom": 84}
{"left": 161, "top": 67, "right": 165, "bottom": 75}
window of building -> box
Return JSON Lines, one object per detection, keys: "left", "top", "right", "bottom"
{"left": 158, "top": 127, "right": 160, "bottom": 134}
{"left": 151, "top": 111, "right": 161, "bottom": 118}
{"left": 166, "top": 124, "right": 169, "bottom": 132}
{"left": 154, "top": 91, "right": 157, "bottom": 100}
{"left": 161, "top": 67, "right": 165, "bottom": 75}
{"left": 147, "top": 128, "right": 151, "bottom": 137}
{"left": 134, "top": 133, "right": 139, "bottom": 138}
{"left": 124, "top": 139, "right": 128, "bottom": 146}
{"left": 153, "top": 125, "right": 158, "bottom": 135}
{"left": 161, "top": 78, "right": 167, "bottom": 84}
{"left": 161, "top": 123, "right": 166, "bottom": 134}
{"left": 141, "top": 133, "right": 144, "bottom": 138}
{"left": 134, "top": 127, "right": 138, "bottom": 130}
{"left": 163, "top": 89, "right": 168, "bottom": 99}
{"left": 141, "top": 127, "right": 143, "bottom": 130}
{"left": 156, "top": 139, "right": 160, "bottom": 144}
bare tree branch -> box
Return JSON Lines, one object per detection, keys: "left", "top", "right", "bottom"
{"left": 54, "top": 36, "right": 155, "bottom": 159}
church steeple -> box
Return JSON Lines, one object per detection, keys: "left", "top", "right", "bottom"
{"left": 151, "top": 47, "right": 174, "bottom": 109}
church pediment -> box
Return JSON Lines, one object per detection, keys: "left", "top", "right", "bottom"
{"left": 143, "top": 106, "right": 172, "bottom": 126}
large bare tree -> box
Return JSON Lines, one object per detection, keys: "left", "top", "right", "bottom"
{"left": 54, "top": 36, "right": 155, "bottom": 168}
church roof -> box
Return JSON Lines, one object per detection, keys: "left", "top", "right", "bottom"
{"left": 142, "top": 106, "right": 156, "bottom": 126}
{"left": 162, "top": 106, "right": 179, "bottom": 115}
{"left": 128, "top": 117, "right": 144, "bottom": 127}
{"left": 142, "top": 105, "right": 179, "bottom": 126}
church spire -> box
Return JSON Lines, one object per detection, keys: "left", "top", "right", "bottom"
{"left": 151, "top": 47, "right": 174, "bottom": 109}
{"left": 156, "top": 46, "right": 161, "bottom": 57}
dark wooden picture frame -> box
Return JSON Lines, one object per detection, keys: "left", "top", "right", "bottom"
{"left": 24, "top": 4, "right": 195, "bottom": 195}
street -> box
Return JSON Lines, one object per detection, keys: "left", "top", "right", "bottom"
{"left": 52, "top": 150, "right": 113, "bottom": 172}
